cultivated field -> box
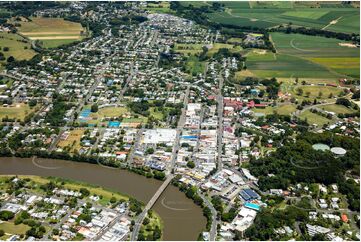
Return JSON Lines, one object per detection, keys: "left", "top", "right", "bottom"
{"left": 271, "top": 32, "right": 360, "bottom": 78}
{"left": 244, "top": 33, "right": 359, "bottom": 80}
{"left": 206, "top": 2, "right": 359, "bottom": 34}
{"left": 16, "top": 17, "right": 86, "bottom": 48}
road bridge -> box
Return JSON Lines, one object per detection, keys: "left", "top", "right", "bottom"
{"left": 130, "top": 175, "right": 174, "bottom": 241}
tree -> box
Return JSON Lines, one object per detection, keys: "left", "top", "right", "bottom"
{"left": 7, "top": 56, "right": 15, "bottom": 63}
{"left": 91, "top": 104, "right": 98, "bottom": 112}
{"left": 296, "top": 88, "right": 303, "bottom": 96}
{"left": 110, "top": 197, "right": 117, "bottom": 203}
{"left": 79, "top": 188, "right": 90, "bottom": 197}
{"left": 28, "top": 99, "right": 37, "bottom": 107}
{"left": 0, "top": 210, "right": 14, "bottom": 221}
{"left": 305, "top": 91, "right": 311, "bottom": 97}
{"left": 318, "top": 91, "right": 323, "bottom": 98}
{"left": 186, "top": 161, "right": 195, "bottom": 169}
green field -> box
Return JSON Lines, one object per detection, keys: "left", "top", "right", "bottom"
{"left": 244, "top": 33, "right": 359, "bottom": 79}
{"left": 0, "top": 103, "right": 36, "bottom": 122}
{"left": 270, "top": 33, "right": 359, "bottom": 78}
{"left": 143, "top": 1, "right": 175, "bottom": 14}
{"left": 246, "top": 53, "right": 340, "bottom": 79}
{"left": 0, "top": 32, "right": 36, "bottom": 65}
{"left": 185, "top": 55, "right": 206, "bottom": 76}
{"left": 174, "top": 43, "right": 205, "bottom": 55}
{"left": 15, "top": 17, "right": 86, "bottom": 48}
{"left": 291, "top": 85, "right": 342, "bottom": 100}
{"left": 320, "top": 104, "right": 356, "bottom": 114}
{"left": 299, "top": 110, "right": 332, "bottom": 127}
{"left": 206, "top": 3, "right": 359, "bottom": 34}
{"left": 252, "top": 104, "right": 297, "bottom": 116}
{"left": 0, "top": 221, "right": 30, "bottom": 236}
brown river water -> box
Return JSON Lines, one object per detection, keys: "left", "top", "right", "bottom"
{"left": 0, "top": 157, "right": 206, "bottom": 240}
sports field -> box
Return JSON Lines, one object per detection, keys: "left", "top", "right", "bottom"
{"left": 16, "top": 17, "right": 86, "bottom": 48}
{"left": 0, "top": 32, "right": 36, "bottom": 64}
{"left": 206, "top": 2, "right": 359, "bottom": 34}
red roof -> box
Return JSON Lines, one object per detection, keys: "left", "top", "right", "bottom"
{"left": 247, "top": 100, "right": 255, "bottom": 108}
{"left": 254, "top": 103, "right": 267, "bottom": 107}
{"left": 341, "top": 214, "right": 348, "bottom": 222}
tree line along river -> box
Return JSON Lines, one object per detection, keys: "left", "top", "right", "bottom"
{"left": 0, "top": 157, "right": 206, "bottom": 241}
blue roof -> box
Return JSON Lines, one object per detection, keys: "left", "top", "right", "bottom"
{"left": 240, "top": 190, "right": 251, "bottom": 201}
{"left": 244, "top": 189, "right": 259, "bottom": 199}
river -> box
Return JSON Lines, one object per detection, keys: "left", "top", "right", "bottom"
{"left": 0, "top": 157, "right": 206, "bottom": 240}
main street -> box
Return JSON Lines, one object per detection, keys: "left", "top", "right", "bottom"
{"left": 216, "top": 73, "right": 224, "bottom": 171}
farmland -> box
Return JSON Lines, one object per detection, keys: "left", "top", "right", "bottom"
{"left": 14, "top": 17, "right": 86, "bottom": 48}
{"left": 270, "top": 32, "right": 360, "bottom": 78}
{"left": 206, "top": 2, "right": 359, "bottom": 34}
{"left": 242, "top": 33, "right": 359, "bottom": 80}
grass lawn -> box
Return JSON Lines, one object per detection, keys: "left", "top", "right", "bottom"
{"left": 252, "top": 104, "right": 297, "bottom": 116}
{"left": 0, "top": 32, "right": 35, "bottom": 65}
{"left": 207, "top": 43, "right": 242, "bottom": 56}
{"left": 144, "top": 2, "right": 175, "bottom": 14}
{"left": 91, "top": 107, "right": 129, "bottom": 119}
{"left": 291, "top": 85, "right": 342, "bottom": 100}
{"left": 0, "top": 221, "right": 30, "bottom": 235}
{"left": 174, "top": 43, "right": 205, "bottom": 55}
{"left": 140, "top": 211, "right": 164, "bottom": 240}
{"left": 0, "top": 103, "right": 35, "bottom": 122}
{"left": 57, "top": 129, "right": 84, "bottom": 152}
{"left": 320, "top": 104, "right": 356, "bottom": 114}
{"left": 41, "top": 39, "right": 82, "bottom": 48}
{"left": 15, "top": 17, "right": 86, "bottom": 48}
{"left": 227, "top": 37, "right": 243, "bottom": 43}
{"left": 299, "top": 110, "right": 331, "bottom": 127}
{"left": 185, "top": 55, "right": 206, "bottom": 76}
{"left": 11, "top": 175, "right": 129, "bottom": 206}
{"left": 149, "top": 107, "right": 164, "bottom": 120}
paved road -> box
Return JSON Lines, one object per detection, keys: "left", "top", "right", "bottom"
{"left": 127, "top": 128, "right": 144, "bottom": 167}
{"left": 216, "top": 74, "right": 224, "bottom": 171}
{"left": 170, "top": 85, "right": 190, "bottom": 172}
{"left": 130, "top": 175, "right": 174, "bottom": 241}
{"left": 199, "top": 193, "right": 218, "bottom": 241}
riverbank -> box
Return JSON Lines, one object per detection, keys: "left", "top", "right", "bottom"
{"left": 0, "top": 157, "right": 207, "bottom": 240}
{"left": 0, "top": 174, "right": 164, "bottom": 240}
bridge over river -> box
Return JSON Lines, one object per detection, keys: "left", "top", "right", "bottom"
{"left": 131, "top": 175, "right": 174, "bottom": 240}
